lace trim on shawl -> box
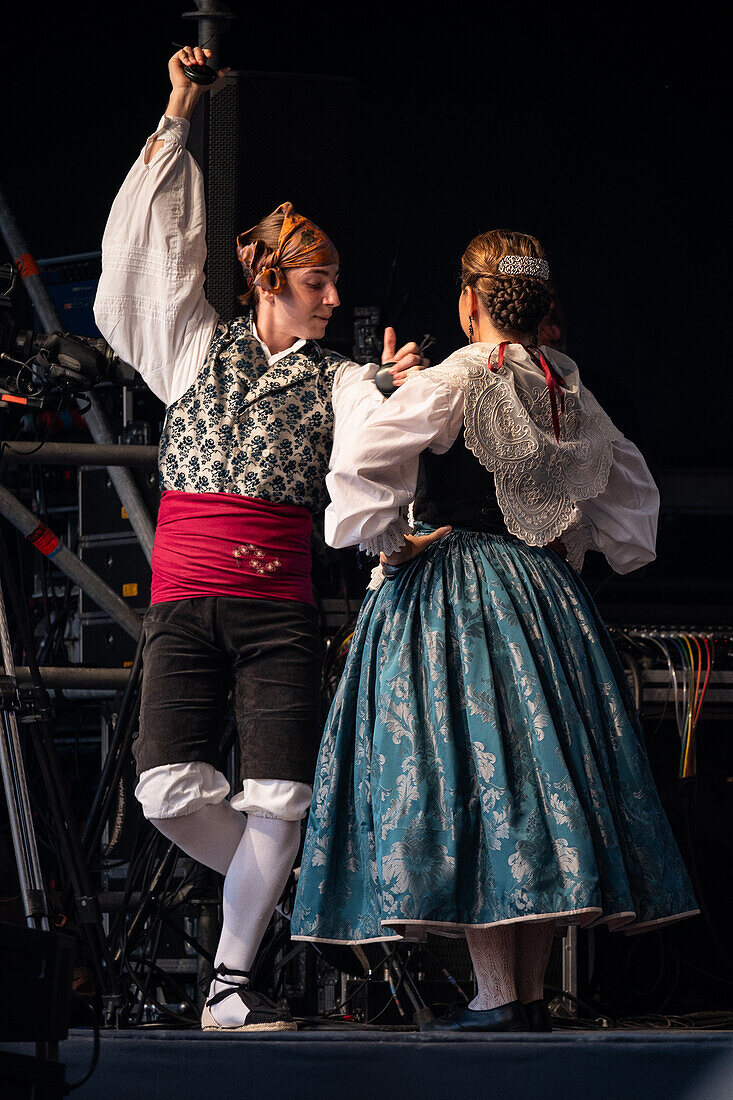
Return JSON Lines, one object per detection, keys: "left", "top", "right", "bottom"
{"left": 428, "top": 344, "right": 624, "bottom": 547}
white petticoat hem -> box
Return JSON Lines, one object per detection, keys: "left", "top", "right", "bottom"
{"left": 621, "top": 908, "right": 700, "bottom": 936}
{"left": 290, "top": 904, "right": 700, "bottom": 945}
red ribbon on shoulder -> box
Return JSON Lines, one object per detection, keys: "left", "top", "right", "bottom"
{"left": 491, "top": 342, "right": 566, "bottom": 443}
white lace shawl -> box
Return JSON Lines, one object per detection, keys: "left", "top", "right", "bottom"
{"left": 428, "top": 343, "right": 625, "bottom": 553}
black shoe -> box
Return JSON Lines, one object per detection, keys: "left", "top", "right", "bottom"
{"left": 420, "top": 999, "right": 528, "bottom": 1033}
{"left": 523, "top": 999, "right": 552, "bottom": 1032}
{"left": 201, "top": 964, "right": 296, "bottom": 1032}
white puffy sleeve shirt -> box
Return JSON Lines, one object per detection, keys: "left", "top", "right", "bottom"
{"left": 325, "top": 368, "right": 659, "bottom": 575}
{"left": 93, "top": 115, "right": 311, "bottom": 402}
{"left": 93, "top": 115, "right": 220, "bottom": 407}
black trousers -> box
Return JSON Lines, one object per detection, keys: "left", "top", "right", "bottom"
{"left": 134, "top": 596, "right": 324, "bottom": 785}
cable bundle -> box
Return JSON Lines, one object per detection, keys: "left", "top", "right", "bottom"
{"left": 612, "top": 628, "right": 723, "bottom": 778}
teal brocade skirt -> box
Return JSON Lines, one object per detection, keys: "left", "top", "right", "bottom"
{"left": 291, "top": 530, "right": 698, "bottom": 944}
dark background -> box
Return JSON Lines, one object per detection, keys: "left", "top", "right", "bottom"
{"left": 3, "top": 5, "right": 730, "bottom": 467}
{"left": 2, "top": 6, "right": 732, "bottom": 1021}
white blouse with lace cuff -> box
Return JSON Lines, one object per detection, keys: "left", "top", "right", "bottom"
{"left": 325, "top": 365, "right": 659, "bottom": 574}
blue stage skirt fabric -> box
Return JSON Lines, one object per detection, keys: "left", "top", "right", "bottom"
{"left": 291, "top": 529, "right": 698, "bottom": 944}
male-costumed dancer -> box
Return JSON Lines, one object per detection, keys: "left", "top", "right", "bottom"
{"left": 94, "top": 45, "right": 430, "bottom": 1032}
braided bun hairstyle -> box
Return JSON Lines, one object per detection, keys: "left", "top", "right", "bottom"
{"left": 462, "top": 229, "right": 552, "bottom": 337}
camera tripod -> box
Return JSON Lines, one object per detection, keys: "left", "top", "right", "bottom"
{"left": 0, "top": 523, "right": 124, "bottom": 1022}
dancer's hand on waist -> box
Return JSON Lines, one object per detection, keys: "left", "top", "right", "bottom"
{"left": 380, "top": 526, "right": 452, "bottom": 568}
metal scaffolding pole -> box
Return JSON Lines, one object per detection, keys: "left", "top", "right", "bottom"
{"left": 14, "top": 667, "right": 130, "bottom": 689}
{"left": 0, "top": 484, "right": 142, "bottom": 640}
{"left": 0, "top": 441, "right": 158, "bottom": 467}
{"left": 0, "top": 184, "right": 156, "bottom": 563}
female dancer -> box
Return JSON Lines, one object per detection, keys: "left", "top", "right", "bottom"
{"left": 291, "top": 229, "right": 698, "bottom": 1032}
{"left": 93, "top": 46, "right": 429, "bottom": 1032}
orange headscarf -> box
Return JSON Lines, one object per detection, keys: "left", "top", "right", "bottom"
{"left": 236, "top": 202, "right": 339, "bottom": 295}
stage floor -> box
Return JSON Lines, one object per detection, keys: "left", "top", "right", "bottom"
{"left": 3, "top": 1026, "right": 733, "bottom": 1099}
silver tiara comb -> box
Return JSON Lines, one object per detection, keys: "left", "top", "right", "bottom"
{"left": 496, "top": 255, "right": 550, "bottom": 280}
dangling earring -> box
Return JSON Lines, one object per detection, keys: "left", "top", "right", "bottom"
{"left": 468, "top": 316, "right": 474, "bottom": 343}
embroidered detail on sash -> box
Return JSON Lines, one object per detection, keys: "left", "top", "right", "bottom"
{"left": 233, "top": 543, "right": 283, "bottom": 575}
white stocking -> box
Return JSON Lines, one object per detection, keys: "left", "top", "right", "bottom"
{"left": 466, "top": 925, "right": 518, "bottom": 1011}
{"left": 208, "top": 815, "right": 301, "bottom": 1026}
{"left": 150, "top": 801, "right": 246, "bottom": 876}
{"left": 515, "top": 920, "right": 556, "bottom": 1003}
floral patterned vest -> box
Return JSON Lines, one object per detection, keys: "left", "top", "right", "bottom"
{"left": 158, "top": 317, "right": 344, "bottom": 513}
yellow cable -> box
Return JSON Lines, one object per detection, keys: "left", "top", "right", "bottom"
{"left": 681, "top": 636, "right": 696, "bottom": 778}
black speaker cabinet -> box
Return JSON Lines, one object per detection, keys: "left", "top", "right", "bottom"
{"left": 196, "top": 70, "right": 358, "bottom": 342}
{"left": 0, "top": 922, "right": 74, "bottom": 1042}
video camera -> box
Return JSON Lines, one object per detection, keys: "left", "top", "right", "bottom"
{"left": 0, "top": 263, "right": 132, "bottom": 409}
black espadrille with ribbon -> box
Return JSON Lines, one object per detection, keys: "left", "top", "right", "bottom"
{"left": 201, "top": 965, "right": 296, "bottom": 1032}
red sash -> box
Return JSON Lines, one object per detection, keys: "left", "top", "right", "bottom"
{"left": 151, "top": 491, "right": 314, "bottom": 606}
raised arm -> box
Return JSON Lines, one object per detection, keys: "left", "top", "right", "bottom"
{"left": 148, "top": 47, "right": 227, "bottom": 148}
{"left": 93, "top": 48, "right": 229, "bottom": 406}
